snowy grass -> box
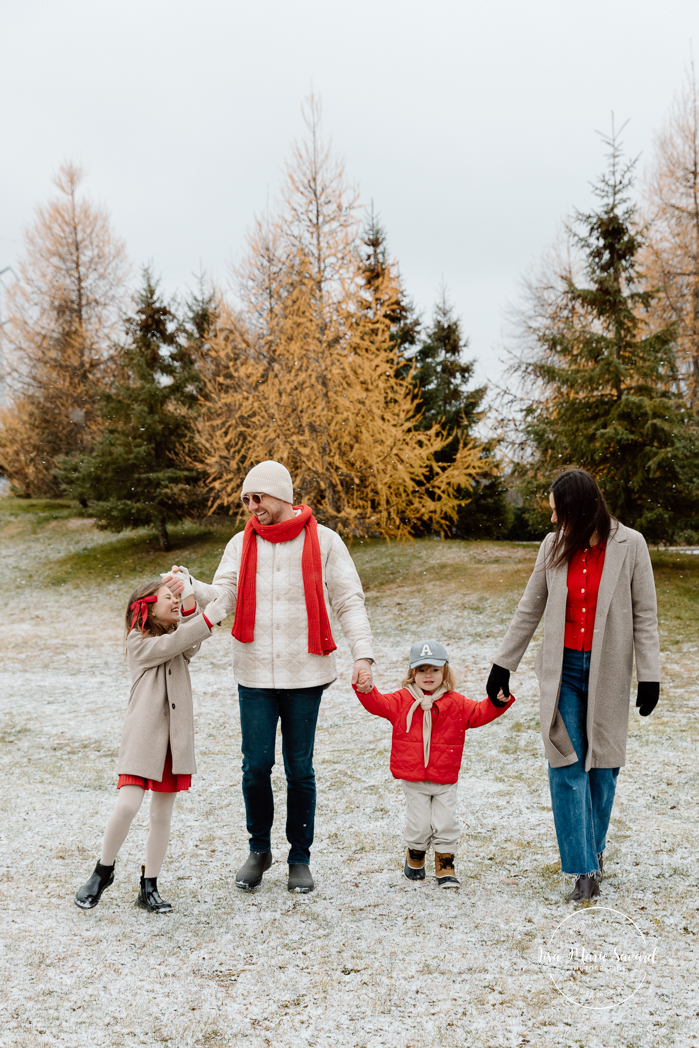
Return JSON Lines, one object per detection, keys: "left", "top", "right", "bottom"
{"left": 1, "top": 502, "right": 698, "bottom": 1047}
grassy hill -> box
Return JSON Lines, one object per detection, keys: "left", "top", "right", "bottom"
{"left": 2, "top": 497, "right": 697, "bottom": 653}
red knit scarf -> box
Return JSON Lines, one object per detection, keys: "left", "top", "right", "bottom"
{"left": 231, "top": 505, "right": 337, "bottom": 657}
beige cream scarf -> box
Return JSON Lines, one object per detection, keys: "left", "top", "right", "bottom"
{"left": 405, "top": 682, "right": 448, "bottom": 766}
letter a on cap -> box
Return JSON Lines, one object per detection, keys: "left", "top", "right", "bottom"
{"left": 420, "top": 643, "right": 433, "bottom": 658}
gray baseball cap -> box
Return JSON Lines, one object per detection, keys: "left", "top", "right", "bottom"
{"left": 409, "top": 640, "right": 449, "bottom": 668}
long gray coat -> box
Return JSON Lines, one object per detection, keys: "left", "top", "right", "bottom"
{"left": 493, "top": 522, "right": 660, "bottom": 771}
{"left": 118, "top": 614, "right": 212, "bottom": 780}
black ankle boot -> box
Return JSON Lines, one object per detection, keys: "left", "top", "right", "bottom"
{"left": 136, "top": 866, "right": 173, "bottom": 914}
{"left": 235, "top": 850, "right": 273, "bottom": 890}
{"left": 75, "top": 860, "right": 115, "bottom": 909}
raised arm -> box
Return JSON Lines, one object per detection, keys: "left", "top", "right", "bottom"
{"left": 162, "top": 566, "right": 222, "bottom": 609}
{"left": 208, "top": 534, "right": 241, "bottom": 614}
{"left": 164, "top": 535, "right": 240, "bottom": 613}
{"left": 127, "top": 615, "right": 212, "bottom": 671}
{"left": 492, "top": 535, "right": 551, "bottom": 672}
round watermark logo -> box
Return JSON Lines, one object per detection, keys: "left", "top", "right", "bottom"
{"left": 538, "top": 907, "right": 657, "bottom": 1009}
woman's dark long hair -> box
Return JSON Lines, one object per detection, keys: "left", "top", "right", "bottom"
{"left": 547, "top": 469, "right": 612, "bottom": 568}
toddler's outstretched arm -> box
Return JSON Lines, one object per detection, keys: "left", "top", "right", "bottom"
{"left": 352, "top": 682, "right": 404, "bottom": 723}
{"left": 463, "top": 689, "right": 515, "bottom": 729}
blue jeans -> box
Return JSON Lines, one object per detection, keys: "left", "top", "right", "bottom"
{"left": 548, "top": 649, "right": 620, "bottom": 876}
{"left": 238, "top": 685, "right": 323, "bottom": 865}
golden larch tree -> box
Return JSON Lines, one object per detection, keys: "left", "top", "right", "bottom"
{"left": 193, "top": 100, "right": 484, "bottom": 538}
{"left": 0, "top": 163, "right": 128, "bottom": 494}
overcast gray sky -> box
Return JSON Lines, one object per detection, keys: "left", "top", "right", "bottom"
{"left": 1, "top": 0, "right": 697, "bottom": 385}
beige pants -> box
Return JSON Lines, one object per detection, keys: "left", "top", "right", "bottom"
{"left": 401, "top": 779, "right": 460, "bottom": 853}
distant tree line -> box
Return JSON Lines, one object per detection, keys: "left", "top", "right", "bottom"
{"left": 2, "top": 83, "right": 699, "bottom": 547}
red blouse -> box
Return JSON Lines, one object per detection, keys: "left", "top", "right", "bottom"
{"left": 564, "top": 543, "right": 606, "bottom": 651}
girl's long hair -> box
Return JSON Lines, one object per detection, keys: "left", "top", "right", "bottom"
{"left": 402, "top": 662, "right": 458, "bottom": 692}
{"left": 124, "top": 580, "right": 172, "bottom": 644}
{"left": 547, "top": 469, "right": 612, "bottom": 569}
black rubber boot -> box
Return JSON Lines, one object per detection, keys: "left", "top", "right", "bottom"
{"left": 136, "top": 866, "right": 173, "bottom": 914}
{"left": 404, "top": 848, "right": 426, "bottom": 881}
{"left": 288, "top": 864, "right": 314, "bottom": 893}
{"left": 235, "top": 850, "right": 273, "bottom": 890}
{"left": 75, "top": 861, "right": 115, "bottom": 909}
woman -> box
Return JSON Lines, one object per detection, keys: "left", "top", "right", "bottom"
{"left": 487, "top": 469, "right": 660, "bottom": 901}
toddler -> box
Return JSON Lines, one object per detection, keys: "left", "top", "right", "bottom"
{"left": 354, "top": 640, "right": 513, "bottom": 886}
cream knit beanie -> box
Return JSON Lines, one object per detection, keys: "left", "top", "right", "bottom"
{"left": 241, "top": 460, "right": 294, "bottom": 504}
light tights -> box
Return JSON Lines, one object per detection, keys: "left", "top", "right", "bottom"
{"left": 100, "top": 785, "right": 177, "bottom": 877}
{"left": 100, "top": 786, "right": 144, "bottom": 865}
{"left": 144, "top": 792, "right": 177, "bottom": 877}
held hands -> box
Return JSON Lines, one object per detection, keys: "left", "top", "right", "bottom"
{"left": 203, "top": 601, "right": 228, "bottom": 626}
{"left": 352, "top": 659, "right": 374, "bottom": 693}
{"left": 636, "top": 681, "right": 660, "bottom": 717}
{"left": 356, "top": 669, "right": 373, "bottom": 693}
{"left": 161, "top": 565, "right": 193, "bottom": 600}
{"left": 487, "top": 664, "right": 510, "bottom": 708}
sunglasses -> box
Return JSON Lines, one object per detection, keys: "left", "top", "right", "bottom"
{"left": 241, "top": 492, "right": 266, "bottom": 508}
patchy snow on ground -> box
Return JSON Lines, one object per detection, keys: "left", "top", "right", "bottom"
{"left": 1, "top": 520, "right": 697, "bottom": 1047}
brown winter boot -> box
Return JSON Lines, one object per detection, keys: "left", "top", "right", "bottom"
{"left": 404, "top": 848, "right": 426, "bottom": 881}
{"left": 435, "top": 852, "right": 460, "bottom": 888}
{"left": 567, "top": 875, "right": 600, "bottom": 902}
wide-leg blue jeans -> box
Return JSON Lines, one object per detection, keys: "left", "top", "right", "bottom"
{"left": 548, "top": 648, "right": 620, "bottom": 876}
{"left": 238, "top": 685, "right": 323, "bottom": 865}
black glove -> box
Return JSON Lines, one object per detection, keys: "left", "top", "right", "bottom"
{"left": 636, "top": 681, "right": 659, "bottom": 717}
{"left": 487, "top": 664, "right": 510, "bottom": 708}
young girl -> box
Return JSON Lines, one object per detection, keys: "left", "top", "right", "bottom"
{"left": 354, "top": 640, "right": 514, "bottom": 887}
{"left": 74, "top": 577, "right": 227, "bottom": 913}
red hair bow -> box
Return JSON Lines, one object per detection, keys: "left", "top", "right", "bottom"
{"left": 130, "top": 595, "right": 158, "bottom": 633}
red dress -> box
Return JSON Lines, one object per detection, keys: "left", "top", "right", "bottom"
{"left": 564, "top": 542, "right": 606, "bottom": 651}
{"left": 117, "top": 746, "right": 191, "bottom": 793}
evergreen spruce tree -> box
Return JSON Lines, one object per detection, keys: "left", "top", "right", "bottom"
{"left": 183, "top": 276, "right": 218, "bottom": 357}
{"left": 359, "top": 211, "right": 419, "bottom": 359}
{"left": 411, "top": 292, "right": 511, "bottom": 537}
{"left": 412, "top": 290, "right": 482, "bottom": 434}
{"left": 516, "top": 131, "right": 699, "bottom": 542}
{"left": 57, "top": 270, "right": 205, "bottom": 550}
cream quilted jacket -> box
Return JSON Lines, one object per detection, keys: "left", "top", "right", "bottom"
{"left": 191, "top": 523, "right": 374, "bottom": 689}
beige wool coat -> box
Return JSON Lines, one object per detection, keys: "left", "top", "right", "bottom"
{"left": 117, "top": 613, "right": 212, "bottom": 780}
{"left": 493, "top": 522, "right": 660, "bottom": 771}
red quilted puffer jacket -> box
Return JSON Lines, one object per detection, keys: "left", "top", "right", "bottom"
{"left": 354, "top": 685, "right": 515, "bottom": 784}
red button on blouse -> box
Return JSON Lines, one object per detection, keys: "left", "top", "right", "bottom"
{"left": 564, "top": 543, "right": 606, "bottom": 651}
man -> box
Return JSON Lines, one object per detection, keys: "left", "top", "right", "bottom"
{"left": 165, "top": 460, "right": 374, "bottom": 893}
